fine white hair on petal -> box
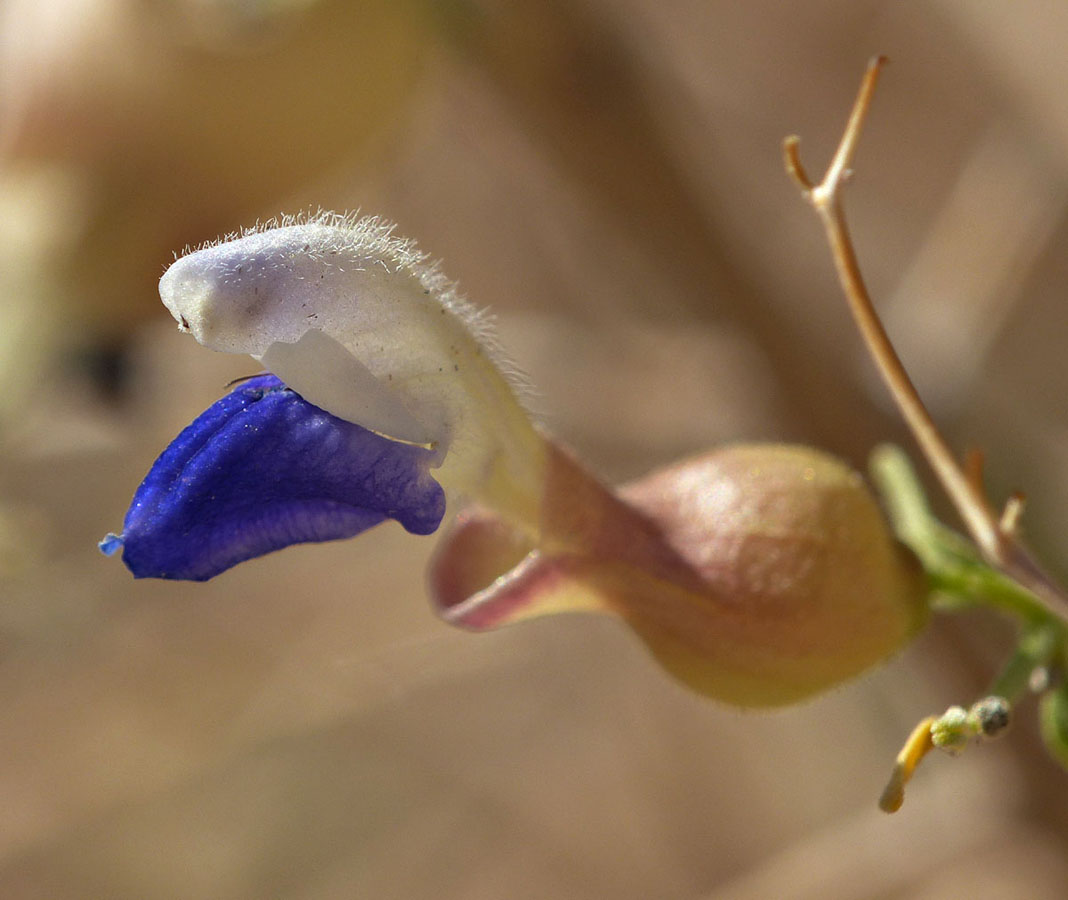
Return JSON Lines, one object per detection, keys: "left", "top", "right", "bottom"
{"left": 170, "top": 209, "right": 533, "bottom": 411}
{"left": 159, "top": 212, "right": 542, "bottom": 504}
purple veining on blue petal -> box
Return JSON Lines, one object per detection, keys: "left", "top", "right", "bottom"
{"left": 100, "top": 373, "right": 445, "bottom": 581}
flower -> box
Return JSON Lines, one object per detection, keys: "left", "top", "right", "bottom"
{"left": 156, "top": 213, "right": 546, "bottom": 522}
{"left": 104, "top": 212, "right": 544, "bottom": 577}
{"left": 104, "top": 213, "right": 928, "bottom": 706}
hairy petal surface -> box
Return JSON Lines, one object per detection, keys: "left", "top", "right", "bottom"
{"left": 101, "top": 374, "right": 445, "bottom": 580}
{"left": 158, "top": 214, "right": 546, "bottom": 520}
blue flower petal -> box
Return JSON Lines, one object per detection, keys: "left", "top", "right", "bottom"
{"left": 102, "top": 373, "right": 446, "bottom": 581}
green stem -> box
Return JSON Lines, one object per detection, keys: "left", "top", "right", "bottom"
{"left": 870, "top": 444, "right": 1056, "bottom": 626}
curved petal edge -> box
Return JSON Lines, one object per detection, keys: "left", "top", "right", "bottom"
{"left": 101, "top": 374, "right": 446, "bottom": 581}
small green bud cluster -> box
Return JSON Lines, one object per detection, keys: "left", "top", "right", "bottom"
{"left": 931, "top": 696, "right": 1012, "bottom": 755}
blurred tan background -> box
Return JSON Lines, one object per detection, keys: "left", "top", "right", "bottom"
{"left": 2, "top": 1, "right": 1068, "bottom": 897}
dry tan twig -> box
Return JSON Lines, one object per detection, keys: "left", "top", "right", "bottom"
{"left": 784, "top": 56, "right": 1068, "bottom": 626}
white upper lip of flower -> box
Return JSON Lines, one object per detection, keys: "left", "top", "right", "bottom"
{"left": 158, "top": 217, "right": 478, "bottom": 447}
{"left": 157, "top": 215, "right": 543, "bottom": 507}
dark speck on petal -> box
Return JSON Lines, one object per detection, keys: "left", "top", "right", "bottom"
{"left": 103, "top": 373, "right": 445, "bottom": 581}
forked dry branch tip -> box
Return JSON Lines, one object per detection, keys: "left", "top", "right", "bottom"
{"left": 784, "top": 56, "right": 1068, "bottom": 626}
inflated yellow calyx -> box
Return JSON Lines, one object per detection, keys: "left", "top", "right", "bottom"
{"left": 432, "top": 443, "right": 930, "bottom": 707}
{"left": 620, "top": 444, "right": 930, "bottom": 705}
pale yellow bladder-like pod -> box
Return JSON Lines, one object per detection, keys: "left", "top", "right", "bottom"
{"left": 431, "top": 443, "right": 929, "bottom": 707}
